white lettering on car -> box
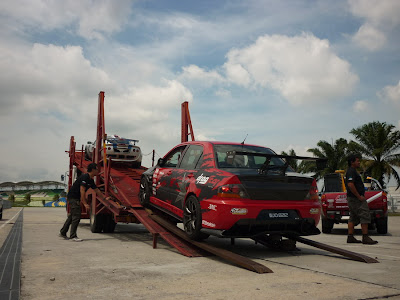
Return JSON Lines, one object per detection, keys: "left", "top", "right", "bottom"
{"left": 202, "top": 220, "right": 216, "bottom": 227}
{"left": 208, "top": 204, "right": 217, "bottom": 211}
{"left": 230, "top": 208, "right": 248, "bottom": 215}
{"left": 196, "top": 173, "right": 209, "bottom": 184}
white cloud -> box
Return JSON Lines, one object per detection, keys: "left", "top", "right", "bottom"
{"left": 179, "top": 65, "right": 226, "bottom": 87}
{"left": 353, "top": 100, "right": 370, "bottom": 112}
{"left": 223, "top": 33, "right": 359, "bottom": 105}
{"left": 348, "top": 0, "right": 400, "bottom": 51}
{"left": 0, "top": 42, "right": 112, "bottom": 116}
{"left": 378, "top": 80, "right": 400, "bottom": 106}
{"left": 215, "top": 89, "right": 231, "bottom": 98}
{"left": 348, "top": 0, "right": 400, "bottom": 27}
{"left": 0, "top": 0, "right": 132, "bottom": 40}
{"left": 352, "top": 23, "right": 386, "bottom": 51}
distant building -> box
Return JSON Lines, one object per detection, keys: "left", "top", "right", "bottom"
{"left": 387, "top": 186, "right": 400, "bottom": 212}
{"left": 0, "top": 181, "right": 66, "bottom": 192}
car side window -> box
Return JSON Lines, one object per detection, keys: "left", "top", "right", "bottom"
{"left": 179, "top": 145, "right": 203, "bottom": 169}
{"left": 164, "top": 146, "right": 186, "bottom": 168}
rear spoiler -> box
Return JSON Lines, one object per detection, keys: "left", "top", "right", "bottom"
{"left": 227, "top": 151, "right": 327, "bottom": 174}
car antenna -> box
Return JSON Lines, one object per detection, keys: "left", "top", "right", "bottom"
{"left": 241, "top": 134, "right": 248, "bottom": 145}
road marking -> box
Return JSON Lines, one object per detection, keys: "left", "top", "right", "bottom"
{"left": 0, "top": 208, "right": 23, "bottom": 230}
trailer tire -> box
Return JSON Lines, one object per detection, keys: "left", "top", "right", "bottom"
{"left": 90, "top": 208, "right": 105, "bottom": 233}
{"left": 103, "top": 215, "right": 116, "bottom": 233}
{"left": 139, "top": 177, "right": 151, "bottom": 207}
{"left": 321, "top": 218, "right": 334, "bottom": 234}
{"left": 183, "top": 195, "right": 209, "bottom": 241}
{"left": 132, "top": 161, "right": 141, "bottom": 168}
{"left": 376, "top": 216, "right": 388, "bottom": 234}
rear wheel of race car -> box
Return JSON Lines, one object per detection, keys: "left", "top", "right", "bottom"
{"left": 376, "top": 216, "right": 388, "bottom": 234}
{"left": 183, "top": 195, "right": 209, "bottom": 240}
{"left": 321, "top": 218, "right": 334, "bottom": 234}
{"left": 139, "top": 177, "right": 151, "bottom": 207}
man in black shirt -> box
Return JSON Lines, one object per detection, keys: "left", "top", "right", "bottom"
{"left": 60, "top": 163, "right": 111, "bottom": 241}
{"left": 345, "top": 154, "right": 378, "bottom": 245}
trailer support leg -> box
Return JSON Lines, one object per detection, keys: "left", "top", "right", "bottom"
{"left": 152, "top": 233, "right": 159, "bottom": 249}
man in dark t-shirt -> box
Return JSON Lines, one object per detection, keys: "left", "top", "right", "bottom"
{"left": 345, "top": 154, "right": 378, "bottom": 245}
{"left": 60, "top": 163, "right": 110, "bottom": 241}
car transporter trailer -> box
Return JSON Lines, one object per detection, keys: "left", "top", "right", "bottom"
{"left": 66, "top": 91, "right": 378, "bottom": 274}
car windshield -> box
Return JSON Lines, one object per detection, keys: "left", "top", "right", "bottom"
{"left": 214, "top": 144, "right": 292, "bottom": 171}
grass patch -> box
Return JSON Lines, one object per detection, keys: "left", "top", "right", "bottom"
{"left": 388, "top": 212, "right": 400, "bottom": 216}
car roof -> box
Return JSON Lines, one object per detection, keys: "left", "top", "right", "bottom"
{"left": 181, "top": 141, "right": 272, "bottom": 149}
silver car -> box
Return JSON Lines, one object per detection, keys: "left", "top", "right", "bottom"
{"left": 85, "top": 135, "right": 142, "bottom": 168}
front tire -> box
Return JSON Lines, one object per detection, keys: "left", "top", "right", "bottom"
{"left": 376, "top": 216, "right": 388, "bottom": 234}
{"left": 321, "top": 218, "right": 334, "bottom": 234}
{"left": 139, "top": 177, "right": 151, "bottom": 207}
{"left": 183, "top": 195, "right": 208, "bottom": 240}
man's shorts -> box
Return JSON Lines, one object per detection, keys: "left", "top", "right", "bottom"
{"left": 347, "top": 196, "right": 371, "bottom": 225}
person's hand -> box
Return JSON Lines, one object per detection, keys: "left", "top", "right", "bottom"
{"left": 105, "top": 196, "right": 112, "bottom": 201}
{"left": 359, "top": 195, "right": 366, "bottom": 201}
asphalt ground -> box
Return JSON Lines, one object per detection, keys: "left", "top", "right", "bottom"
{"left": 1, "top": 207, "right": 400, "bottom": 300}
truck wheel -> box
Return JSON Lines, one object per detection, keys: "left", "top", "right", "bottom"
{"left": 131, "top": 161, "right": 141, "bottom": 168}
{"left": 139, "top": 177, "right": 150, "bottom": 207}
{"left": 103, "top": 215, "right": 116, "bottom": 233}
{"left": 376, "top": 216, "right": 388, "bottom": 234}
{"left": 183, "top": 195, "right": 209, "bottom": 241}
{"left": 90, "top": 207, "right": 105, "bottom": 233}
{"left": 321, "top": 218, "right": 334, "bottom": 234}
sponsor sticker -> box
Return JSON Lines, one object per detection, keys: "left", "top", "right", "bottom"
{"left": 196, "top": 173, "right": 209, "bottom": 184}
{"left": 230, "top": 208, "right": 248, "bottom": 215}
{"left": 208, "top": 204, "right": 217, "bottom": 211}
{"left": 202, "top": 220, "right": 216, "bottom": 228}
{"left": 309, "top": 208, "right": 320, "bottom": 214}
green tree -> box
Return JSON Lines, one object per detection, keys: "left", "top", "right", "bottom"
{"left": 53, "top": 194, "right": 60, "bottom": 201}
{"left": 24, "top": 193, "right": 31, "bottom": 203}
{"left": 349, "top": 121, "right": 400, "bottom": 189}
{"left": 281, "top": 149, "right": 301, "bottom": 172}
{"left": 302, "top": 138, "right": 349, "bottom": 180}
{"left": 9, "top": 194, "right": 15, "bottom": 202}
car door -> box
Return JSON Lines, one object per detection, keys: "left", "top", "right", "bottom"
{"left": 169, "top": 144, "right": 204, "bottom": 210}
{"left": 153, "top": 145, "right": 187, "bottom": 204}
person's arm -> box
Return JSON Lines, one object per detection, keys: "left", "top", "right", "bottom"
{"left": 347, "top": 182, "right": 366, "bottom": 201}
{"left": 80, "top": 185, "right": 90, "bottom": 210}
{"left": 95, "top": 188, "right": 111, "bottom": 202}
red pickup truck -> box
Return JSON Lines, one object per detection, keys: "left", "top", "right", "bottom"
{"left": 320, "top": 171, "right": 388, "bottom": 234}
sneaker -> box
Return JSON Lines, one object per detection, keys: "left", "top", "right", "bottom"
{"left": 59, "top": 233, "right": 69, "bottom": 240}
{"left": 70, "top": 237, "right": 83, "bottom": 242}
{"left": 347, "top": 235, "right": 362, "bottom": 243}
{"left": 362, "top": 235, "right": 378, "bottom": 245}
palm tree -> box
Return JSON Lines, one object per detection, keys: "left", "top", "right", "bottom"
{"left": 349, "top": 121, "right": 400, "bottom": 189}
{"left": 301, "top": 138, "right": 349, "bottom": 180}
{"left": 281, "top": 149, "right": 301, "bottom": 172}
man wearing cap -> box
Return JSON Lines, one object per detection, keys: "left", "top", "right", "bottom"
{"left": 60, "top": 163, "right": 111, "bottom": 241}
{"left": 346, "top": 154, "right": 378, "bottom": 245}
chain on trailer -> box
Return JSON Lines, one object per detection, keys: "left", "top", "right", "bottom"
{"left": 67, "top": 91, "right": 379, "bottom": 274}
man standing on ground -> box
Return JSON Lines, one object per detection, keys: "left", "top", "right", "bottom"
{"left": 60, "top": 163, "right": 111, "bottom": 242}
{"left": 346, "top": 154, "right": 378, "bottom": 245}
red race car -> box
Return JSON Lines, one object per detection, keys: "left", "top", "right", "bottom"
{"left": 140, "top": 141, "right": 324, "bottom": 240}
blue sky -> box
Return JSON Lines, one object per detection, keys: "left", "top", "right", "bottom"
{"left": 0, "top": 0, "right": 399, "bottom": 185}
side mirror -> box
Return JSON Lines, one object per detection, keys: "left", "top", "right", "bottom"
{"left": 157, "top": 158, "right": 165, "bottom": 166}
